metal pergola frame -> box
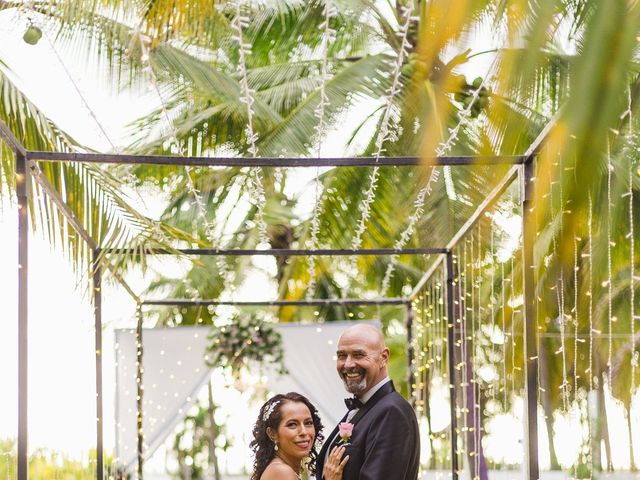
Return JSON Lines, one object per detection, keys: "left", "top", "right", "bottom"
{"left": 0, "top": 115, "right": 549, "bottom": 480}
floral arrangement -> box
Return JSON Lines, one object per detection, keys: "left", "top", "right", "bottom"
{"left": 205, "top": 312, "right": 286, "bottom": 377}
{"left": 338, "top": 422, "right": 353, "bottom": 445}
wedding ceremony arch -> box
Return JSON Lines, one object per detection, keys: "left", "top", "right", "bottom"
{"left": 0, "top": 112, "right": 550, "bottom": 480}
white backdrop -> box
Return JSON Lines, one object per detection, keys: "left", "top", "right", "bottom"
{"left": 114, "top": 321, "right": 378, "bottom": 472}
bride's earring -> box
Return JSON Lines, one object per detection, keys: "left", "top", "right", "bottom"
{"left": 274, "top": 442, "right": 279, "bottom": 452}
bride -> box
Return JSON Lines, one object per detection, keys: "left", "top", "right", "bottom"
{"left": 250, "top": 392, "right": 348, "bottom": 480}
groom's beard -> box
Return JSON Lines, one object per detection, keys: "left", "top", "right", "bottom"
{"left": 340, "top": 368, "right": 367, "bottom": 395}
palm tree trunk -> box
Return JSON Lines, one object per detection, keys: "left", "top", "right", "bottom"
{"left": 539, "top": 345, "right": 561, "bottom": 469}
{"left": 422, "top": 377, "right": 437, "bottom": 469}
{"left": 542, "top": 391, "right": 560, "bottom": 470}
{"left": 207, "top": 380, "right": 221, "bottom": 480}
{"left": 588, "top": 389, "right": 602, "bottom": 471}
{"left": 597, "top": 374, "right": 614, "bottom": 472}
{"left": 269, "top": 223, "right": 293, "bottom": 283}
{"left": 626, "top": 405, "right": 637, "bottom": 472}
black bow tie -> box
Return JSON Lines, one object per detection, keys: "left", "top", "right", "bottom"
{"left": 344, "top": 397, "right": 364, "bottom": 410}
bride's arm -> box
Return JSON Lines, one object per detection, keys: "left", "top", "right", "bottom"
{"left": 323, "top": 445, "right": 349, "bottom": 480}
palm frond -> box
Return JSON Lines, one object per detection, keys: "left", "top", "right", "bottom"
{"left": 0, "top": 62, "right": 196, "bottom": 274}
{"left": 257, "top": 54, "right": 390, "bottom": 156}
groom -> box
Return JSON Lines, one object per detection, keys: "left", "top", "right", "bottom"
{"left": 316, "top": 324, "right": 420, "bottom": 479}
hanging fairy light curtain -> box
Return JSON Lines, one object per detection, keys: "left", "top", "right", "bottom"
{"left": 409, "top": 171, "right": 527, "bottom": 477}
{"left": 410, "top": 263, "right": 451, "bottom": 478}
{"left": 450, "top": 180, "right": 524, "bottom": 476}
{"left": 531, "top": 116, "right": 640, "bottom": 474}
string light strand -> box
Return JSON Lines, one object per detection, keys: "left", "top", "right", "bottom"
{"left": 230, "top": 0, "right": 269, "bottom": 245}
{"left": 351, "top": 1, "right": 417, "bottom": 255}
{"left": 306, "top": 0, "right": 337, "bottom": 299}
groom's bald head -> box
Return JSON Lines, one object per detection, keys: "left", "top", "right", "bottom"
{"left": 336, "top": 324, "right": 389, "bottom": 396}
{"left": 340, "top": 324, "right": 385, "bottom": 348}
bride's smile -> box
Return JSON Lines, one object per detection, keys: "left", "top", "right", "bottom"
{"left": 270, "top": 401, "right": 316, "bottom": 463}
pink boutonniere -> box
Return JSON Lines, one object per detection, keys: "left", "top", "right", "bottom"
{"left": 338, "top": 422, "right": 354, "bottom": 444}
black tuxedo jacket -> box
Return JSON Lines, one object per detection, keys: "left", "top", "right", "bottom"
{"left": 316, "top": 381, "right": 420, "bottom": 480}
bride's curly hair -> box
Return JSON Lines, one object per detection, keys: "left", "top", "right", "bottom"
{"left": 250, "top": 392, "right": 324, "bottom": 480}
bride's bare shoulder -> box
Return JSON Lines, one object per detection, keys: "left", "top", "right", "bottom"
{"left": 259, "top": 461, "right": 299, "bottom": 480}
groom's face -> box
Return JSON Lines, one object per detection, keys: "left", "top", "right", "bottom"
{"left": 336, "top": 329, "right": 389, "bottom": 397}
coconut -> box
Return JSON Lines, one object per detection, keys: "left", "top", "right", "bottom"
{"left": 23, "top": 26, "right": 42, "bottom": 45}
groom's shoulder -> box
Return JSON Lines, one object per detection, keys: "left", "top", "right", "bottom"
{"left": 374, "top": 389, "right": 416, "bottom": 417}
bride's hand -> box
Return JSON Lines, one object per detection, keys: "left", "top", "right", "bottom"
{"left": 323, "top": 445, "right": 349, "bottom": 480}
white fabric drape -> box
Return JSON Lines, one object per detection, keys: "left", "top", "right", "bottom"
{"left": 114, "top": 321, "right": 378, "bottom": 471}
{"left": 114, "top": 327, "right": 213, "bottom": 471}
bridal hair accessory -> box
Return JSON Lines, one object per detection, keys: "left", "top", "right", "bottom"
{"left": 338, "top": 422, "right": 354, "bottom": 445}
{"left": 263, "top": 399, "right": 281, "bottom": 422}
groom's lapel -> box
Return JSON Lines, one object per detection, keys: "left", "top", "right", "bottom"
{"left": 321, "top": 421, "right": 342, "bottom": 454}
{"left": 350, "top": 380, "right": 395, "bottom": 426}
{"left": 318, "top": 411, "right": 348, "bottom": 473}
{"left": 318, "top": 382, "right": 395, "bottom": 478}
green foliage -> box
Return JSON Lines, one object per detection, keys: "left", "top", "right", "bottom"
{"left": 386, "top": 327, "right": 409, "bottom": 397}
{"left": 0, "top": 439, "right": 123, "bottom": 479}
{"left": 574, "top": 445, "right": 596, "bottom": 480}
{"left": 171, "top": 400, "right": 227, "bottom": 480}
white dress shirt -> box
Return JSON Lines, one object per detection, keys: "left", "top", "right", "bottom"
{"left": 346, "top": 376, "right": 391, "bottom": 421}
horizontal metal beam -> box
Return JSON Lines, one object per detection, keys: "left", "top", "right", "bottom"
{"left": 101, "top": 247, "right": 446, "bottom": 256}
{"left": 142, "top": 298, "right": 410, "bottom": 307}
{"left": 27, "top": 151, "right": 526, "bottom": 167}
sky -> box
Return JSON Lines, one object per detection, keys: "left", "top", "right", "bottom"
{"left": 1, "top": 5, "right": 640, "bottom": 477}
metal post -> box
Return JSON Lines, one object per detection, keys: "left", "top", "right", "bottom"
{"left": 521, "top": 160, "right": 539, "bottom": 480}
{"left": 136, "top": 306, "right": 144, "bottom": 480}
{"left": 16, "top": 151, "right": 29, "bottom": 480}
{"left": 92, "top": 250, "right": 104, "bottom": 480}
{"left": 406, "top": 302, "right": 415, "bottom": 402}
{"left": 445, "top": 251, "right": 459, "bottom": 480}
